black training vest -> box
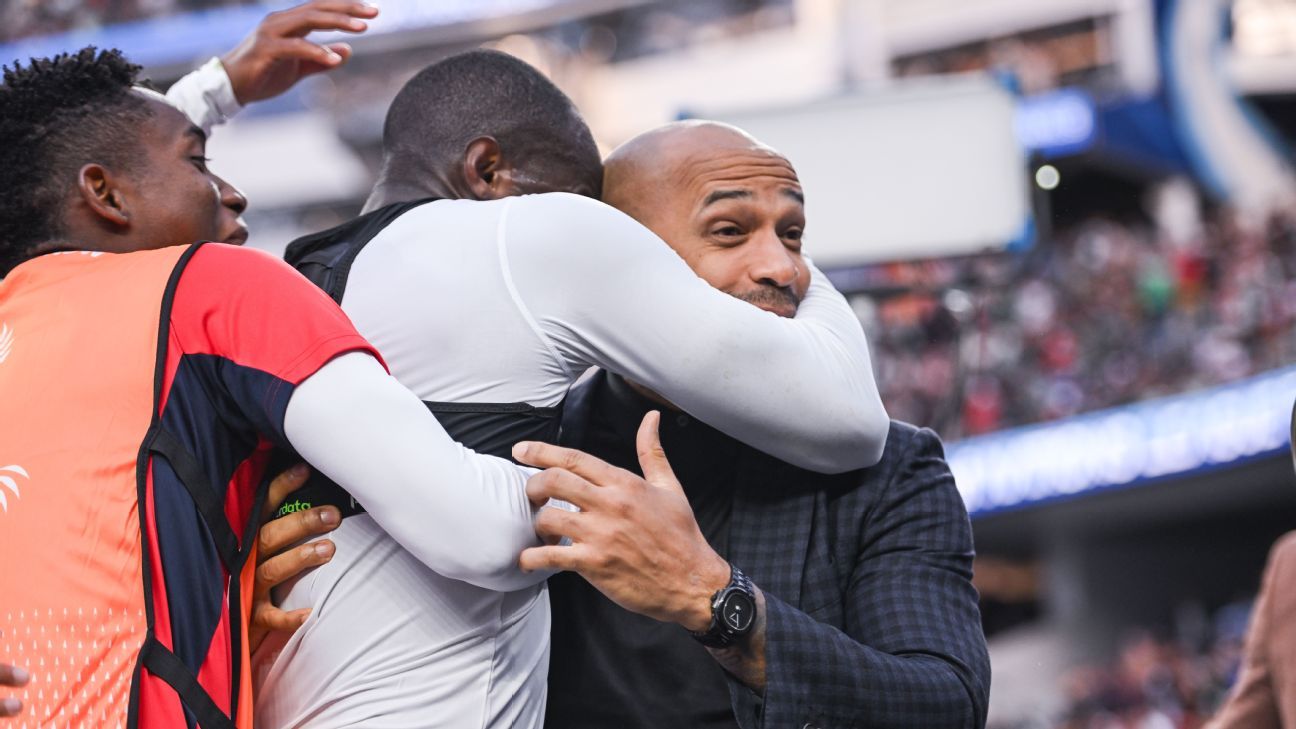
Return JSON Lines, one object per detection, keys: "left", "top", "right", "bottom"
{"left": 277, "top": 199, "right": 563, "bottom": 519}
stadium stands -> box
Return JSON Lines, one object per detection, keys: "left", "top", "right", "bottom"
{"left": 872, "top": 205, "right": 1296, "bottom": 441}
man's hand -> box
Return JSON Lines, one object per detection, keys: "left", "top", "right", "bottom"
{"left": 515, "top": 412, "right": 731, "bottom": 633}
{"left": 249, "top": 463, "right": 341, "bottom": 652}
{"left": 0, "top": 663, "right": 28, "bottom": 719}
{"left": 220, "top": 0, "right": 379, "bottom": 105}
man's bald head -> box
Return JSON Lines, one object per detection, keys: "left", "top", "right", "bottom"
{"left": 603, "top": 121, "right": 780, "bottom": 225}
{"left": 603, "top": 120, "right": 810, "bottom": 319}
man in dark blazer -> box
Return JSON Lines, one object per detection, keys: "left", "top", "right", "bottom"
{"left": 519, "top": 121, "right": 991, "bottom": 729}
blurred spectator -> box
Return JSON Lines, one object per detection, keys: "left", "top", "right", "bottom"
{"left": 870, "top": 206, "right": 1296, "bottom": 440}
{"left": 1208, "top": 532, "right": 1296, "bottom": 729}
{"left": 892, "top": 17, "right": 1119, "bottom": 95}
{"left": 1, "top": 0, "right": 797, "bottom": 49}
{"left": 991, "top": 600, "right": 1253, "bottom": 729}
{"left": 2, "top": 1, "right": 262, "bottom": 42}
{"left": 557, "top": 0, "right": 794, "bottom": 62}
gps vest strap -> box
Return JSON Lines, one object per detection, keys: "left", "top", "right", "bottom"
{"left": 279, "top": 199, "right": 565, "bottom": 521}
{"left": 285, "top": 197, "right": 441, "bottom": 303}
{"left": 0, "top": 243, "right": 272, "bottom": 728}
{"left": 147, "top": 426, "right": 244, "bottom": 573}
{"left": 138, "top": 637, "right": 236, "bottom": 729}
{"left": 131, "top": 243, "right": 261, "bottom": 729}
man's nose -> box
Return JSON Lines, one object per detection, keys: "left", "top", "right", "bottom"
{"left": 749, "top": 228, "right": 798, "bottom": 288}
{"left": 217, "top": 176, "right": 248, "bottom": 215}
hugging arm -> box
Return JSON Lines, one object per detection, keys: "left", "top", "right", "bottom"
{"left": 506, "top": 194, "right": 888, "bottom": 475}
{"left": 282, "top": 352, "right": 548, "bottom": 592}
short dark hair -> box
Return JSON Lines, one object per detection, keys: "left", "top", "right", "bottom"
{"left": 382, "top": 49, "right": 602, "bottom": 196}
{"left": 0, "top": 47, "right": 153, "bottom": 274}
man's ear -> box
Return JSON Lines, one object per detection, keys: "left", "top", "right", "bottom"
{"left": 76, "top": 164, "right": 131, "bottom": 228}
{"left": 462, "top": 137, "right": 506, "bottom": 200}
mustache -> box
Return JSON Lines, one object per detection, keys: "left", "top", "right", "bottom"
{"left": 729, "top": 285, "right": 802, "bottom": 312}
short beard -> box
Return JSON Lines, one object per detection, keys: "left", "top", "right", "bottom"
{"left": 728, "top": 285, "right": 801, "bottom": 316}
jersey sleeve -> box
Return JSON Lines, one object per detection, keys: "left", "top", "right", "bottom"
{"left": 167, "top": 243, "right": 383, "bottom": 443}
{"left": 501, "top": 193, "right": 889, "bottom": 474}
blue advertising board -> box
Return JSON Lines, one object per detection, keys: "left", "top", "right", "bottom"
{"left": 949, "top": 366, "right": 1296, "bottom": 517}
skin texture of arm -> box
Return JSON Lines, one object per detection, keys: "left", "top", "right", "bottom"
{"left": 282, "top": 351, "right": 548, "bottom": 592}
{"left": 504, "top": 193, "right": 887, "bottom": 474}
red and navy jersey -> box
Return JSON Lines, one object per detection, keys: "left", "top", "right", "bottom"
{"left": 0, "top": 242, "right": 380, "bottom": 728}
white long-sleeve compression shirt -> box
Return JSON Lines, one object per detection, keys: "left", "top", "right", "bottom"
{"left": 282, "top": 351, "right": 543, "bottom": 593}
{"left": 346, "top": 194, "right": 888, "bottom": 475}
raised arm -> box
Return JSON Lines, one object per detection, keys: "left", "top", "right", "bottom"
{"left": 504, "top": 193, "right": 887, "bottom": 474}
{"left": 165, "top": 1, "right": 376, "bottom": 134}
{"left": 281, "top": 351, "right": 549, "bottom": 592}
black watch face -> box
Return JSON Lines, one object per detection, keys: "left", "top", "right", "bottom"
{"left": 720, "top": 592, "right": 756, "bottom": 633}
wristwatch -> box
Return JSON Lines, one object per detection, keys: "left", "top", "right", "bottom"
{"left": 690, "top": 563, "right": 757, "bottom": 648}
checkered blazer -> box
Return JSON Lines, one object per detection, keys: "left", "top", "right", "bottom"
{"left": 561, "top": 372, "right": 991, "bottom": 729}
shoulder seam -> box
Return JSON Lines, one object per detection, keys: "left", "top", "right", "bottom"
{"left": 495, "top": 197, "right": 575, "bottom": 382}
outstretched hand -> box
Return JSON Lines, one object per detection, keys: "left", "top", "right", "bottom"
{"left": 514, "top": 411, "right": 730, "bottom": 632}
{"left": 221, "top": 0, "right": 378, "bottom": 105}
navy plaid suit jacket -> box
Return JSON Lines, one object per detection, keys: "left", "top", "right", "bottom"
{"left": 558, "top": 371, "right": 991, "bottom": 729}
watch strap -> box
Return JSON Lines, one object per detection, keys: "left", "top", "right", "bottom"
{"left": 690, "top": 563, "right": 756, "bottom": 648}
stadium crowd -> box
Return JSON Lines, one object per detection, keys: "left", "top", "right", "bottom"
{"left": 0, "top": 0, "right": 255, "bottom": 41}
{"left": 0, "top": 0, "right": 795, "bottom": 49}
{"left": 989, "top": 598, "right": 1255, "bottom": 729}
{"left": 870, "top": 206, "right": 1296, "bottom": 440}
